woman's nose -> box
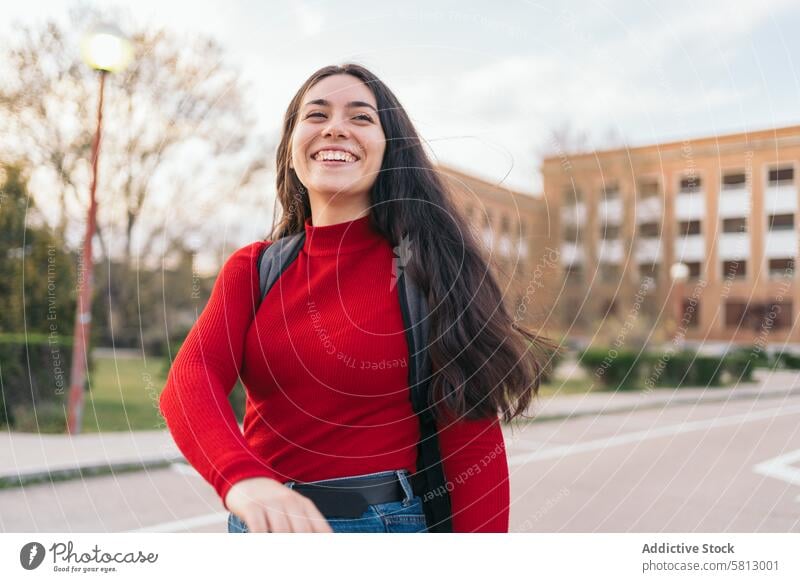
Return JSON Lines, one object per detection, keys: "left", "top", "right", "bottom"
{"left": 322, "top": 116, "right": 349, "bottom": 138}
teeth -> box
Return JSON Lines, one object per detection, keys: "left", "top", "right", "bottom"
{"left": 314, "top": 150, "right": 358, "bottom": 163}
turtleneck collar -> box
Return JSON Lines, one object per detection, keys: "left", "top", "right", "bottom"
{"left": 302, "top": 214, "right": 384, "bottom": 257}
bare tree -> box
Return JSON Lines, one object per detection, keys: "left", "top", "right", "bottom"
{"left": 0, "top": 4, "right": 272, "bottom": 347}
{"left": 0, "top": 4, "right": 270, "bottom": 265}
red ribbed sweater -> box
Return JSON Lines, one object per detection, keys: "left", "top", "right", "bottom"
{"left": 159, "top": 214, "right": 509, "bottom": 532}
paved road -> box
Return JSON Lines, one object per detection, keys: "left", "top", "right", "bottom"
{"left": 2, "top": 391, "right": 798, "bottom": 533}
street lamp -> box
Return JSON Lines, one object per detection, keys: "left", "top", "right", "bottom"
{"left": 669, "top": 262, "right": 690, "bottom": 341}
{"left": 66, "top": 24, "right": 132, "bottom": 434}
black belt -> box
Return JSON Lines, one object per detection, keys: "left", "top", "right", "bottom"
{"left": 289, "top": 472, "right": 425, "bottom": 518}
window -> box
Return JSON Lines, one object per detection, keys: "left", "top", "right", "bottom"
{"left": 639, "top": 263, "right": 659, "bottom": 281}
{"left": 602, "top": 299, "right": 617, "bottom": 318}
{"left": 564, "top": 264, "right": 583, "bottom": 281}
{"left": 680, "top": 175, "right": 702, "bottom": 193}
{"left": 686, "top": 262, "right": 701, "bottom": 279}
{"left": 723, "top": 260, "right": 746, "bottom": 279}
{"left": 638, "top": 179, "right": 660, "bottom": 198}
{"left": 600, "top": 264, "right": 619, "bottom": 283}
{"left": 602, "top": 181, "right": 620, "bottom": 200}
{"left": 678, "top": 220, "right": 701, "bottom": 236}
{"left": 769, "top": 258, "right": 794, "bottom": 278}
{"left": 601, "top": 224, "right": 620, "bottom": 240}
{"left": 639, "top": 222, "right": 660, "bottom": 238}
{"left": 725, "top": 301, "right": 746, "bottom": 329}
{"left": 768, "top": 213, "right": 794, "bottom": 231}
{"left": 500, "top": 213, "right": 510, "bottom": 234}
{"left": 722, "top": 217, "right": 747, "bottom": 233}
{"left": 563, "top": 224, "right": 580, "bottom": 243}
{"left": 722, "top": 172, "right": 746, "bottom": 190}
{"left": 682, "top": 299, "right": 700, "bottom": 328}
{"left": 726, "top": 300, "right": 793, "bottom": 330}
{"left": 563, "top": 185, "right": 583, "bottom": 205}
{"left": 768, "top": 166, "right": 794, "bottom": 186}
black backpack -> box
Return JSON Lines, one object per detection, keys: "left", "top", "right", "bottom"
{"left": 256, "top": 232, "right": 454, "bottom": 532}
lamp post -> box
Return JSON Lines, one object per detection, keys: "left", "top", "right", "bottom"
{"left": 66, "top": 25, "right": 132, "bottom": 434}
{"left": 669, "top": 262, "right": 690, "bottom": 342}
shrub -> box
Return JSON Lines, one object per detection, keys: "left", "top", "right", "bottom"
{"left": 580, "top": 347, "right": 751, "bottom": 391}
{"left": 723, "top": 352, "right": 757, "bottom": 383}
{"left": 536, "top": 342, "right": 565, "bottom": 384}
{"left": 774, "top": 351, "right": 800, "bottom": 370}
{"left": 691, "top": 355, "right": 725, "bottom": 386}
{"left": 0, "top": 333, "right": 84, "bottom": 431}
{"left": 11, "top": 401, "right": 68, "bottom": 433}
{"left": 655, "top": 351, "right": 695, "bottom": 386}
{"left": 579, "top": 347, "right": 645, "bottom": 390}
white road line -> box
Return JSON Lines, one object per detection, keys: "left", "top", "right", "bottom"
{"left": 136, "top": 405, "right": 800, "bottom": 533}
{"left": 127, "top": 511, "right": 229, "bottom": 533}
{"left": 752, "top": 449, "right": 800, "bottom": 501}
{"left": 505, "top": 439, "right": 558, "bottom": 452}
{"left": 170, "top": 462, "right": 202, "bottom": 477}
{"left": 508, "top": 403, "right": 800, "bottom": 466}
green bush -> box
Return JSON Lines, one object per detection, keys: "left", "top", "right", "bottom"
{"left": 655, "top": 351, "right": 695, "bottom": 386}
{"left": 581, "top": 346, "right": 756, "bottom": 391}
{"left": 11, "top": 401, "right": 68, "bottom": 433}
{"left": 0, "top": 333, "right": 84, "bottom": 431}
{"left": 654, "top": 352, "right": 735, "bottom": 387}
{"left": 536, "top": 342, "right": 565, "bottom": 384}
{"left": 774, "top": 351, "right": 800, "bottom": 370}
{"left": 691, "top": 355, "right": 725, "bottom": 386}
{"left": 579, "top": 347, "right": 646, "bottom": 390}
{"left": 724, "top": 352, "right": 757, "bottom": 383}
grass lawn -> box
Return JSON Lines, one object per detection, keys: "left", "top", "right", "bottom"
{"left": 81, "top": 355, "right": 168, "bottom": 433}
{"left": 537, "top": 377, "right": 597, "bottom": 397}
{"left": 71, "top": 357, "right": 596, "bottom": 432}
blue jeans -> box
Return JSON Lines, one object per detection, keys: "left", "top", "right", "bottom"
{"left": 227, "top": 469, "right": 427, "bottom": 533}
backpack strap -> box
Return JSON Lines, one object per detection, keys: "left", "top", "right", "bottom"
{"left": 396, "top": 269, "right": 454, "bottom": 533}
{"left": 256, "top": 232, "right": 306, "bottom": 301}
{"left": 256, "top": 231, "right": 454, "bottom": 532}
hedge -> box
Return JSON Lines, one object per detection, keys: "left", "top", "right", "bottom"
{"left": 579, "top": 347, "right": 756, "bottom": 390}
{"left": 0, "top": 333, "right": 92, "bottom": 431}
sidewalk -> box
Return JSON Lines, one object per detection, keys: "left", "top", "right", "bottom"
{"left": 527, "top": 368, "right": 800, "bottom": 422}
{"left": 2, "top": 369, "right": 799, "bottom": 488}
{"left": 0, "top": 429, "right": 182, "bottom": 488}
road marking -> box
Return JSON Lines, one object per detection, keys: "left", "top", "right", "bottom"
{"left": 752, "top": 449, "right": 800, "bottom": 501}
{"left": 170, "top": 462, "right": 202, "bottom": 477}
{"left": 127, "top": 511, "right": 229, "bottom": 532}
{"left": 508, "top": 403, "right": 800, "bottom": 466}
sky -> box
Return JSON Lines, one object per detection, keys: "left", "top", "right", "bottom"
{"left": 2, "top": 0, "right": 799, "bottom": 261}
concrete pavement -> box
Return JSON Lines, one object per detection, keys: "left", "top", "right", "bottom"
{"left": 2, "top": 368, "right": 798, "bottom": 489}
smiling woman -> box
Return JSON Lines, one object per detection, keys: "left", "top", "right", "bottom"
{"left": 289, "top": 74, "right": 387, "bottom": 226}
{"left": 159, "top": 63, "right": 551, "bottom": 535}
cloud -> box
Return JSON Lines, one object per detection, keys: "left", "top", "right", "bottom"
{"left": 292, "top": 1, "right": 324, "bottom": 37}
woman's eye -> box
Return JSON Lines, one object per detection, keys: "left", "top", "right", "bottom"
{"left": 306, "top": 112, "right": 326, "bottom": 119}
{"left": 354, "top": 114, "right": 373, "bottom": 122}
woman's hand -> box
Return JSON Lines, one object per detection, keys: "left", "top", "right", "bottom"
{"left": 225, "top": 477, "right": 333, "bottom": 533}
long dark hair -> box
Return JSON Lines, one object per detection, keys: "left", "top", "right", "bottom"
{"left": 270, "top": 63, "right": 550, "bottom": 423}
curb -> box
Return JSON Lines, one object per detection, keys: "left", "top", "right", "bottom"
{"left": 0, "top": 455, "right": 185, "bottom": 490}
{"left": 513, "top": 385, "right": 800, "bottom": 425}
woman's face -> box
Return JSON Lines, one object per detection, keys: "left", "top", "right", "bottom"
{"left": 290, "top": 74, "right": 386, "bottom": 205}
